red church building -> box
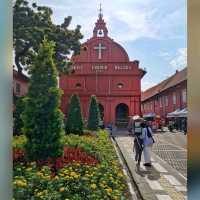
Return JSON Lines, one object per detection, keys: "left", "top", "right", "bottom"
{"left": 60, "top": 9, "right": 146, "bottom": 127}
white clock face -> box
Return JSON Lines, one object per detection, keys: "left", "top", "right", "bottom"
{"left": 97, "top": 29, "right": 104, "bottom": 37}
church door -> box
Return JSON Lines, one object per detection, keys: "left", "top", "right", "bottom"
{"left": 115, "top": 103, "right": 129, "bottom": 128}
{"left": 98, "top": 104, "right": 104, "bottom": 120}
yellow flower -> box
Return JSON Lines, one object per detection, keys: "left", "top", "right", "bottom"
{"left": 118, "top": 172, "right": 123, "bottom": 177}
{"left": 36, "top": 191, "right": 43, "bottom": 197}
{"left": 30, "top": 161, "right": 36, "bottom": 166}
{"left": 54, "top": 176, "right": 59, "bottom": 180}
{"left": 70, "top": 172, "right": 76, "bottom": 177}
{"left": 15, "top": 180, "right": 27, "bottom": 187}
{"left": 113, "top": 196, "right": 119, "bottom": 200}
{"left": 74, "top": 174, "right": 79, "bottom": 179}
{"left": 44, "top": 175, "right": 51, "bottom": 180}
{"left": 26, "top": 167, "right": 32, "bottom": 171}
{"left": 59, "top": 187, "right": 65, "bottom": 192}
{"left": 36, "top": 172, "right": 43, "bottom": 177}
{"left": 100, "top": 183, "right": 105, "bottom": 188}
{"left": 105, "top": 188, "right": 112, "bottom": 193}
{"left": 90, "top": 183, "right": 97, "bottom": 189}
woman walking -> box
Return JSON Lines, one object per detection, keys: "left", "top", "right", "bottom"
{"left": 142, "top": 122, "right": 155, "bottom": 167}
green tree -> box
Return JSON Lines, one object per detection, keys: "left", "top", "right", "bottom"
{"left": 13, "top": 96, "right": 25, "bottom": 135}
{"left": 13, "top": 0, "right": 83, "bottom": 74}
{"left": 87, "top": 95, "right": 100, "bottom": 131}
{"left": 22, "top": 38, "right": 64, "bottom": 161}
{"left": 65, "top": 94, "right": 83, "bottom": 134}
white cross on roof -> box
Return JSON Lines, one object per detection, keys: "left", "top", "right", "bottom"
{"left": 94, "top": 43, "right": 106, "bottom": 59}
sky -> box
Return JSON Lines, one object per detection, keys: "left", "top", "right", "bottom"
{"left": 29, "top": 0, "right": 187, "bottom": 91}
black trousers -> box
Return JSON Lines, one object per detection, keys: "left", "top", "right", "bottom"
{"left": 134, "top": 137, "right": 143, "bottom": 164}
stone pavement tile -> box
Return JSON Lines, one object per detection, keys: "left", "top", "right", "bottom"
{"left": 152, "top": 163, "right": 168, "bottom": 173}
{"left": 116, "top": 140, "right": 160, "bottom": 200}
{"left": 159, "top": 176, "right": 185, "bottom": 200}
{"left": 156, "top": 194, "right": 173, "bottom": 200}
{"left": 175, "top": 186, "right": 187, "bottom": 192}
{"left": 145, "top": 177, "right": 164, "bottom": 191}
{"left": 163, "top": 175, "right": 182, "bottom": 186}
{"left": 115, "top": 136, "right": 187, "bottom": 200}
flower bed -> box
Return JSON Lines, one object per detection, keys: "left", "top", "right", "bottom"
{"left": 13, "top": 130, "right": 130, "bottom": 200}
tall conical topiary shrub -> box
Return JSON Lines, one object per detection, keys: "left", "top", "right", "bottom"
{"left": 65, "top": 94, "right": 83, "bottom": 134}
{"left": 22, "top": 38, "right": 64, "bottom": 161}
{"left": 87, "top": 95, "right": 100, "bottom": 131}
{"left": 13, "top": 96, "right": 25, "bottom": 135}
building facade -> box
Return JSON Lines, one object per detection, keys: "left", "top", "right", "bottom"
{"left": 60, "top": 11, "right": 145, "bottom": 127}
{"left": 13, "top": 69, "right": 29, "bottom": 98}
{"left": 141, "top": 68, "right": 187, "bottom": 123}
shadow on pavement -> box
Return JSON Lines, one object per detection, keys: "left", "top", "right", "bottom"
{"left": 135, "top": 164, "right": 161, "bottom": 180}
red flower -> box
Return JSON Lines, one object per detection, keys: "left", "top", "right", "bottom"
{"left": 13, "top": 148, "right": 25, "bottom": 162}
{"left": 13, "top": 146, "right": 99, "bottom": 175}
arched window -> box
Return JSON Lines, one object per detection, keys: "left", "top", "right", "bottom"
{"left": 75, "top": 83, "right": 81, "bottom": 88}
{"left": 117, "top": 83, "right": 124, "bottom": 89}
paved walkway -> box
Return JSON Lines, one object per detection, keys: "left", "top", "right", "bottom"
{"left": 152, "top": 132, "right": 187, "bottom": 177}
{"left": 114, "top": 131, "right": 187, "bottom": 200}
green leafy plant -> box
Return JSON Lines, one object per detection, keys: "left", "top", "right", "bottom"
{"left": 13, "top": 96, "right": 26, "bottom": 135}
{"left": 22, "top": 39, "right": 64, "bottom": 161}
{"left": 13, "top": 130, "right": 130, "bottom": 200}
{"left": 13, "top": 0, "right": 83, "bottom": 74}
{"left": 65, "top": 94, "right": 83, "bottom": 135}
{"left": 87, "top": 95, "right": 100, "bottom": 131}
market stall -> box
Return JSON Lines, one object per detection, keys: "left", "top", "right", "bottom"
{"left": 167, "top": 108, "right": 187, "bottom": 133}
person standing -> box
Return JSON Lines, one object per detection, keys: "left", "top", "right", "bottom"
{"left": 142, "top": 122, "right": 155, "bottom": 167}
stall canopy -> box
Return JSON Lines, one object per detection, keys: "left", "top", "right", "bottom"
{"left": 143, "top": 112, "right": 156, "bottom": 118}
{"left": 132, "top": 115, "right": 142, "bottom": 120}
{"left": 129, "top": 115, "right": 142, "bottom": 120}
{"left": 178, "top": 108, "right": 187, "bottom": 117}
{"left": 167, "top": 108, "right": 187, "bottom": 118}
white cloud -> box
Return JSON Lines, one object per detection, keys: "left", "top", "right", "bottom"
{"left": 109, "top": 8, "right": 158, "bottom": 42}
{"left": 170, "top": 48, "right": 187, "bottom": 69}
{"left": 31, "top": 0, "right": 186, "bottom": 44}
{"left": 141, "top": 79, "right": 156, "bottom": 91}
{"left": 158, "top": 51, "right": 171, "bottom": 60}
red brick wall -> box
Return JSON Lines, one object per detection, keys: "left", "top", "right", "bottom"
{"left": 142, "top": 80, "right": 187, "bottom": 119}
{"left": 13, "top": 73, "right": 28, "bottom": 97}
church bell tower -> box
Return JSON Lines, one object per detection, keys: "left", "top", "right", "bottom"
{"left": 93, "top": 3, "right": 108, "bottom": 38}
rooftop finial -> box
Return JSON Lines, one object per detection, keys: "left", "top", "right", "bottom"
{"left": 99, "top": 1, "right": 103, "bottom": 18}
